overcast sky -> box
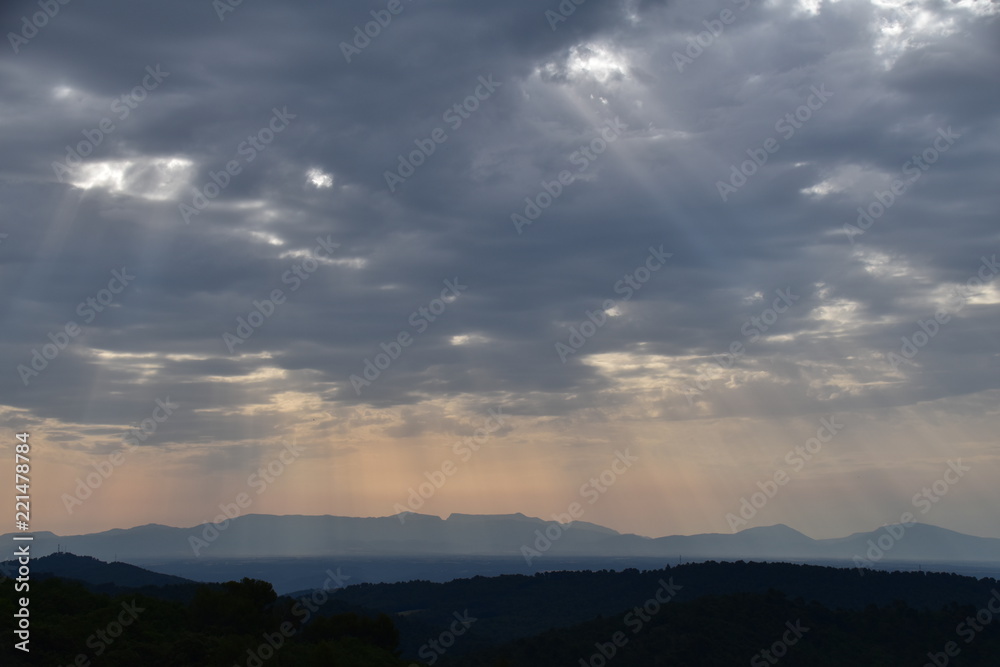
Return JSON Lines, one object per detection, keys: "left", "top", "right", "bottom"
{"left": 2, "top": 0, "right": 998, "bottom": 541}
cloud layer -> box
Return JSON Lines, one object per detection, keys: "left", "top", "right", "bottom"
{"left": 1, "top": 0, "right": 997, "bottom": 539}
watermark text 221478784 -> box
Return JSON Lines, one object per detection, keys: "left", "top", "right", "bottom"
{"left": 13, "top": 432, "right": 31, "bottom": 531}
{"left": 13, "top": 431, "right": 32, "bottom": 653}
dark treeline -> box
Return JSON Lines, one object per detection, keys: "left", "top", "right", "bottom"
{"left": 443, "top": 589, "right": 1000, "bottom": 666}
{"left": 3, "top": 558, "right": 999, "bottom": 665}
{"left": 325, "top": 560, "right": 1000, "bottom": 657}
{"left": 0, "top": 575, "right": 408, "bottom": 666}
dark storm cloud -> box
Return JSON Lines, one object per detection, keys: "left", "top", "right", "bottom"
{"left": 1, "top": 0, "right": 997, "bottom": 447}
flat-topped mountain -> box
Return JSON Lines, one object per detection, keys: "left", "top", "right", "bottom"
{"left": 4, "top": 514, "right": 998, "bottom": 564}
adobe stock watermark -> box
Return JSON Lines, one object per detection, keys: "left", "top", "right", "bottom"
{"left": 843, "top": 127, "right": 960, "bottom": 244}
{"left": 188, "top": 441, "right": 304, "bottom": 556}
{"left": 213, "top": 0, "right": 248, "bottom": 22}
{"left": 555, "top": 245, "right": 673, "bottom": 363}
{"left": 521, "top": 449, "right": 638, "bottom": 565}
{"left": 290, "top": 567, "right": 352, "bottom": 624}
{"left": 726, "top": 415, "right": 844, "bottom": 532}
{"left": 852, "top": 459, "right": 971, "bottom": 574}
{"left": 511, "top": 117, "right": 627, "bottom": 234}
{"left": 222, "top": 235, "right": 340, "bottom": 354}
{"left": 411, "top": 610, "right": 477, "bottom": 667}
{"left": 545, "top": 0, "right": 588, "bottom": 31}
{"left": 179, "top": 107, "right": 296, "bottom": 224}
{"left": 7, "top": 0, "right": 74, "bottom": 54}
{"left": 577, "top": 577, "right": 682, "bottom": 666}
{"left": 16, "top": 267, "right": 135, "bottom": 386}
{"left": 383, "top": 74, "right": 502, "bottom": 192}
{"left": 62, "top": 397, "right": 179, "bottom": 514}
{"left": 716, "top": 85, "right": 833, "bottom": 202}
{"left": 349, "top": 277, "right": 468, "bottom": 395}
{"left": 750, "top": 620, "right": 810, "bottom": 667}
{"left": 236, "top": 568, "right": 353, "bottom": 667}
{"left": 922, "top": 589, "right": 1000, "bottom": 667}
{"left": 684, "top": 287, "right": 799, "bottom": 405}
{"left": 341, "top": 0, "right": 416, "bottom": 62}
{"left": 51, "top": 64, "right": 170, "bottom": 182}
{"left": 392, "top": 408, "right": 506, "bottom": 521}
{"left": 672, "top": 0, "right": 754, "bottom": 72}
{"left": 886, "top": 254, "right": 997, "bottom": 370}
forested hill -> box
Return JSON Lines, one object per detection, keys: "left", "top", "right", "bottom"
{"left": 0, "top": 552, "right": 200, "bottom": 600}
{"left": 3, "top": 559, "right": 998, "bottom": 665}
{"left": 0, "top": 574, "right": 408, "bottom": 667}
{"left": 325, "top": 560, "right": 1000, "bottom": 656}
{"left": 444, "top": 589, "right": 1000, "bottom": 666}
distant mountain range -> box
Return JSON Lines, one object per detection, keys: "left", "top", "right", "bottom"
{"left": 5, "top": 513, "right": 999, "bottom": 564}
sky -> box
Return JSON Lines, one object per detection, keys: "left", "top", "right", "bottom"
{"left": 1, "top": 0, "right": 998, "bottom": 542}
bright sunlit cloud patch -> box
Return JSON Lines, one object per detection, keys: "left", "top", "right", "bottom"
{"left": 250, "top": 231, "right": 285, "bottom": 246}
{"left": 52, "top": 85, "right": 79, "bottom": 100}
{"left": 65, "top": 157, "right": 194, "bottom": 201}
{"left": 306, "top": 168, "right": 333, "bottom": 188}
{"left": 803, "top": 163, "right": 892, "bottom": 200}
{"left": 869, "top": 0, "right": 999, "bottom": 68}
{"left": 854, "top": 249, "right": 914, "bottom": 280}
{"left": 536, "top": 42, "right": 632, "bottom": 87}
{"left": 450, "top": 334, "right": 491, "bottom": 346}
{"left": 566, "top": 43, "right": 628, "bottom": 84}
{"left": 809, "top": 296, "right": 865, "bottom": 335}
{"left": 278, "top": 247, "right": 367, "bottom": 268}
{"left": 86, "top": 350, "right": 163, "bottom": 383}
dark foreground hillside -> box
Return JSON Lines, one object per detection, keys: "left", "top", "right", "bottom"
{"left": 325, "top": 560, "right": 1000, "bottom": 659}
{"left": 444, "top": 590, "right": 1000, "bottom": 666}
{"left": 2, "top": 557, "right": 998, "bottom": 665}
{"left": 0, "top": 575, "right": 407, "bottom": 667}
